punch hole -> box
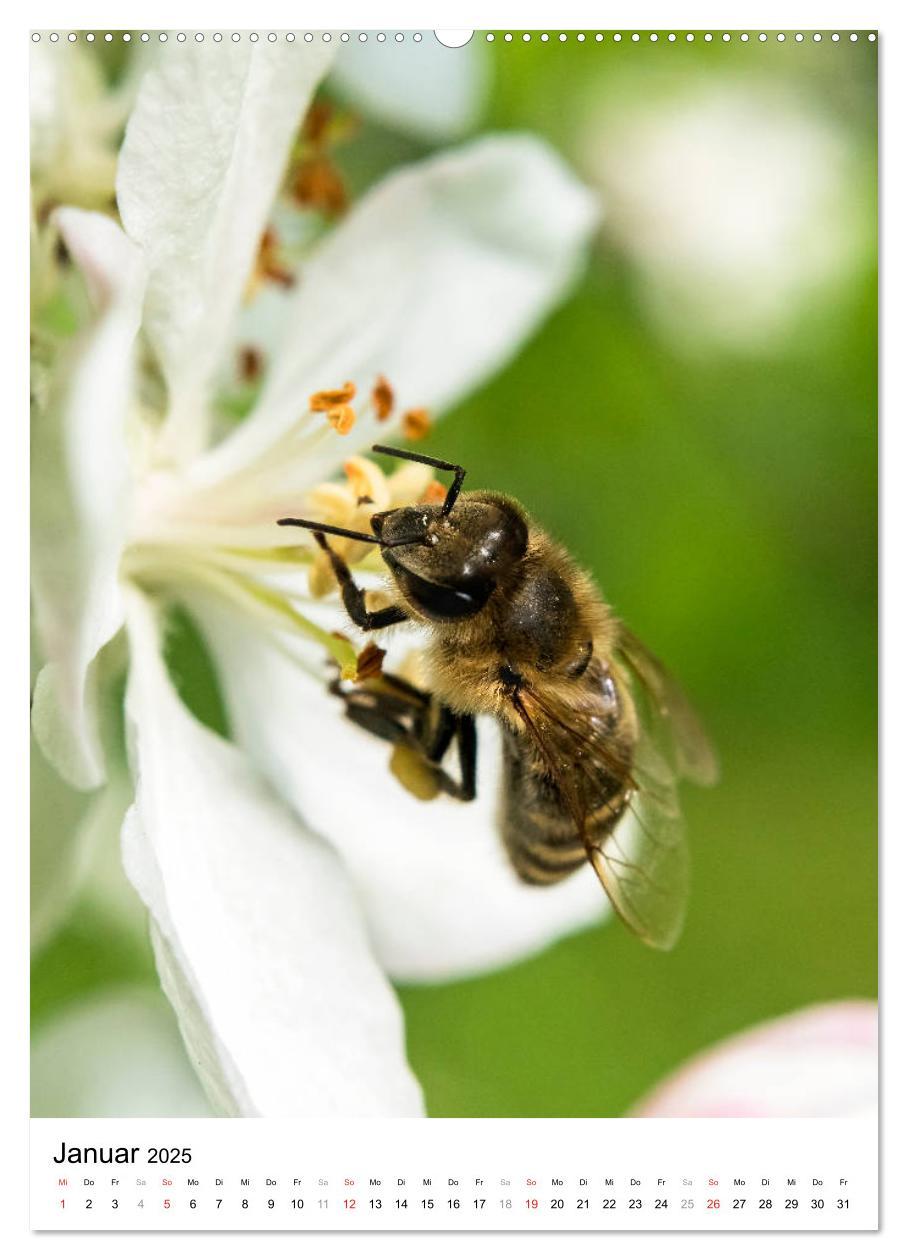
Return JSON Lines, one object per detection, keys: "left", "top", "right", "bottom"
{"left": 434, "top": 30, "right": 473, "bottom": 48}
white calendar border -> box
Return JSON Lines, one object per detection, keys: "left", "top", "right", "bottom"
{"left": 5, "top": 1, "right": 901, "bottom": 1254}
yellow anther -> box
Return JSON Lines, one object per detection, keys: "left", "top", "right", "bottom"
{"left": 344, "top": 456, "right": 390, "bottom": 508}
{"left": 387, "top": 460, "right": 434, "bottom": 505}
{"left": 291, "top": 156, "right": 348, "bottom": 217}
{"left": 326, "top": 403, "right": 356, "bottom": 435}
{"left": 309, "top": 381, "right": 356, "bottom": 412}
{"left": 401, "top": 407, "right": 432, "bottom": 440}
{"left": 371, "top": 374, "right": 395, "bottom": 421}
{"left": 420, "top": 479, "right": 447, "bottom": 506}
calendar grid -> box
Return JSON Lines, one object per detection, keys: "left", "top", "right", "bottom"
{"left": 31, "top": 1118, "right": 877, "bottom": 1232}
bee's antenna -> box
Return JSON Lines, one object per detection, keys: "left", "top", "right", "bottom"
{"left": 372, "top": 445, "right": 467, "bottom": 516}
{"left": 276, "top": 517, "right": 426, "bottom": 548}
{"left": 277, "top": 518, "right": 382, "bottom": 545}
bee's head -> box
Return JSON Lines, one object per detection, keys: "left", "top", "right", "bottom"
{"left": 372, "top": 493, "right": 528, "bottom": 621}
{"left": 276, "top": 445, "right": 528, "bottom": 622}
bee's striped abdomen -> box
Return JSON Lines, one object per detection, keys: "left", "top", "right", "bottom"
{"left": 499, "top": 723, "right": 631, "bottom": 886}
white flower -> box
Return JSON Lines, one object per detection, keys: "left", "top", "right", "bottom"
{"left": 32, "top": 40, "right": 602, "bottom": 1116}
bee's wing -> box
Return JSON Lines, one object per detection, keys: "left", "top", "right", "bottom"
{"left": 509, "top": 682, "right": 689, "bottom": 950}
{"left": 616, "top": 626, "right": 719, "bottom": 786}
{"left": 589, "top": 727, "right": 690, "bottom": 950}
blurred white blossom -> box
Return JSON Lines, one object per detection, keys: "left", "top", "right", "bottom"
{"left": 32, "top": 988, "right": 214, "bottom": 1118}
{"left": 584, "top": 81, "right": 868, "bottom": 352}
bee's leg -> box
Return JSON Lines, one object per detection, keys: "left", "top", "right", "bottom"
{"left": 333, "top": 676, "right": 428, "bottom": 745}
{"left": 314, "top": 532, "right": 409, "bottom": 630}
{"left": 423, "top": 712, "right": 477, "bottom": 803}
{"left": 334, "top": 678, "right": 477, "bottom": 803}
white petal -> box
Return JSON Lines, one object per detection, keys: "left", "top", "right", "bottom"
{"left": 633, "top": 1001, "right": 878, "bottom": 1118}
{"left": 116, "top": 40, "right": 333, "bottom": 460}
{"left": 188, "top": 594, "right": 610, "bottom": 982}
{"left": 190, "top": 134, "right": 598, "bottom": 493}
{"left": 121, "top": 588, "right": 423, "bottom": 1117}
{"left": 331, "top": 31, "right": 488, "bottom": 141}
{"left": 31, "top": 987, "right": 213, "bottom": 1117}
{"left": 31, "top": 209, "right": 145, "bottom": 788}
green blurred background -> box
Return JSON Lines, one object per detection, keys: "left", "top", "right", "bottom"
{"left": 32, "top": 32, "right": 877, "bottom": 1117}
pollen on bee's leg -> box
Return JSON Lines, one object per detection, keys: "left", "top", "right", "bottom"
{"left": 401, "top": 407, "right": 432, "bottom": 440}
{"left": 326, "top": 404, "right": 356, "bottom": 435}
{"left": 390, "top": 744, "right": 442, "bottom": 802}
{"left": 371, "top": 374, "right": 395, "bottom": 420}
{"left": 309, "top": 381, "right": 356, "bottom": 412}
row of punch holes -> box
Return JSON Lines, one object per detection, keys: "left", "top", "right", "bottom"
{"left": 31, "top": 31, "right": 878, "bottom": 45}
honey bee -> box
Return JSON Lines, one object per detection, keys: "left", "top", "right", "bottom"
{"left": 279, "top": 446, "right": 717, "bottom": 949}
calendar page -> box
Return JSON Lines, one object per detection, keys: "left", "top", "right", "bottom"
{"left": 28, "top": 20, "right": 878, "bottom": 1237}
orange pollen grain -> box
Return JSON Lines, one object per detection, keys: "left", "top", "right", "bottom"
{"left": 401, "top": 407, "right": 432, "bottom": 440}
{"left": 310, "top": 381, "right": 356, "bottom": 412}
{"left": 327, "top": 404, "right": 356, "bottom": 435}
{"left": 371, "top": 374, "right": 395, "bottom": 421}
